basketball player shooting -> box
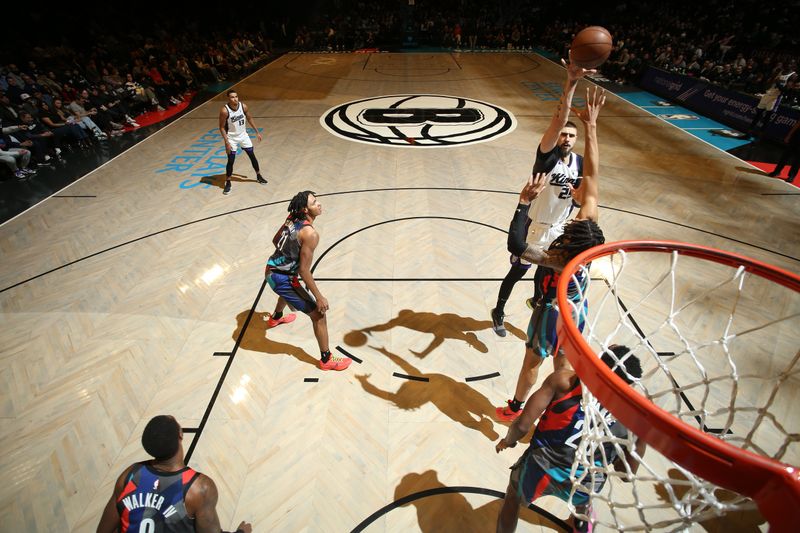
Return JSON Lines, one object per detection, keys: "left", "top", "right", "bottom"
{"left": 490, "top": 52, "right": 597, "bottom": 340}
{"left": 496, "top": 86, "right": 607, "bottom": 423}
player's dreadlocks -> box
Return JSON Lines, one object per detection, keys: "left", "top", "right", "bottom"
{"left": 288, "top": 190, "right": 316, "bottom": 221}
{"left": 549, "top": 219, "right": 605, "bottom": 262}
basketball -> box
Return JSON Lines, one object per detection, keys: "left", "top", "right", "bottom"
{"left": 570, "top": 26, "right": 613, "bottom": 69}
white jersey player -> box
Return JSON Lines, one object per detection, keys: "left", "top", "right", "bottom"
{"left": 491, "top": 51, "right": 595, "bottom": 338}
{"left": 218, "top": 89, "right": 267, "bottom": 195}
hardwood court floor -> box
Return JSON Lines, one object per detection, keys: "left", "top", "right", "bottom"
{"left": 0, "top": 52, "right": 797, "bottom": 532}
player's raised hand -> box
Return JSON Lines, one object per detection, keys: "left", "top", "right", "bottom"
{"left": 571, "top": 86, "right": 606, "bottom": 125}
{"left": 519, "top": 172, "right": 548, "bottom": 205}
{"left": 567, "top": 181, "right": 584, "bottom": 206}
{"left": 562, "top": 50, "right": 597, "bottom": 81}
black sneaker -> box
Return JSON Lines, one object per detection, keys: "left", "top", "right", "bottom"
{"left": 223, "top": 180, "right": 231, "bottom": 195}
{"left": 490, "top": 308, "right": 507, "bottom": 337}
{"left": 256, "top": 175, "right": 268, "bottom": 184}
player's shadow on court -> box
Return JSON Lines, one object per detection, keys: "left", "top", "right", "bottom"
{"left": 344, "top": 309, "right": 526, "bottom": 359}
{"left": 653, "top": 468, "right": 765, "bottom": 531}
{"left": 199, "top": 173, "right": 260, "bottom": 190}
{"left": 393, "top": 470, "right": 555, "bottom": 532}
{"left": 356, "top": 346, "right": 509, "bottom": 441}
{"left": 233, "top": 310, "right": 318, "bottom": 367}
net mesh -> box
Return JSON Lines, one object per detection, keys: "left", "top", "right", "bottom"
{"left": 562, "top": 247, "right": 800, "bottom": 531}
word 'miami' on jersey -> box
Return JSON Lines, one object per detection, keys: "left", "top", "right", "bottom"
{"left": 120, "top": 492, "right": 178, "bottom": 517}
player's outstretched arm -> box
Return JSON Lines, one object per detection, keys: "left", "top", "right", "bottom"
{"left": 572, "top": 87, "right": 605, "bottom": 223}
{"left": 509, "top": 173, "right": 569, "bottom": 269}
{"left": 496, "top": 372, "right": 562, "bottom": 452}
{"left": 507, "top": 173, "right": 548, "bottom": 257}
{"left": 540, "top": 51, "right": 596, "bottom": 153}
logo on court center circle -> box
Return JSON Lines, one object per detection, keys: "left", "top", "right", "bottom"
{"left": 320, "top": 94, "right": 517, "bottom": 147}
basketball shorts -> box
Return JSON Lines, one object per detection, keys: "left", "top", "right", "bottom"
{"left": 525, "top": 300, "right": 586, "bottom": 356}
{"left": 227, "top": 131, "right": 253, "bottom": 153}
{"left": 510, "top": 448, "right": 587, "bottom": 505}
{"left": 267, "top": 271, "right": 317, "bottom": 314}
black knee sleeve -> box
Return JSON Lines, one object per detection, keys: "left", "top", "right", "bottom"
{"left": 226, "top": 153, "right": 236, "bottom": 177}
{"left": 243, "top": 146, "right": 260, "bottom": 172}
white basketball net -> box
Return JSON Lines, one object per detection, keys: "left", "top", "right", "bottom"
{"left": 562, "top": 248, "right": 800, "bottom": 531}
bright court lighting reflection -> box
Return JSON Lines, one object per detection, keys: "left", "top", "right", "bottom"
{"left": 199, "top": 264, "right": 225, "bottom": 285}
{"left": 231, "top": 374, "right": 252, "bottom": 404}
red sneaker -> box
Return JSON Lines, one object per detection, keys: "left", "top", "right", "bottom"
{"left": 495, "top": 401, "right": 522, "bottom": 422}
{"left": 319, "top": 355, "right": 352, "bottom": 371}
{"left": 267, "top": 313, "right": 296, "bottom": 328}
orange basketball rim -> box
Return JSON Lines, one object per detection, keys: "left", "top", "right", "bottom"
{"left": 557, "top": 240, "right": 800, "bottom": 532}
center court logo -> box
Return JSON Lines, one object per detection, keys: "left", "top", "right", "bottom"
{"left": 320, "top": 94, "right": 517, "bottom": 147}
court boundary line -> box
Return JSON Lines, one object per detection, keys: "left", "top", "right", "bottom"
{"left": 3, "top": 187, "right": 797, "bottom": 294}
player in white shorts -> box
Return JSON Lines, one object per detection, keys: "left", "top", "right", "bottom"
{"left": 490, "top": 56, "right": 593, "bottom": 338}
{"left": 218, "top": 89, "right": 267, "bottom": 195}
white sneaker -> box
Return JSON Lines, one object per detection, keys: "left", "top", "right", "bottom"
{"left": 130, "top": 121, "right": 140, "bottom": 128}
{"left": 54, "top": 147, "right": 62, "bottom": 155}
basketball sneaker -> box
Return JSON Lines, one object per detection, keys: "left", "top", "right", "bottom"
{"left": 319, "top": 354, "right": 352, "bottom": 371}
{"left": 267, "top": 312, "right": 296, "bottom": 328}
{"left": 526, "top": 296, "right": 542, "bottom": 311}
{"left": 490, "top": 308, "right": 507, "bottom": 337}
{"left": 256, "top": 174, "right": 268, "bottom": 184}
{"left": 495, "top": 400, "right": 522, "bottom": 422}
{"left": 223, "top": 180, "right": 231, "bottom": 195}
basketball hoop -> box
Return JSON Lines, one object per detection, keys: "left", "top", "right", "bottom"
{"left": 557, "top": 240, "right": 800, "bottom": 531}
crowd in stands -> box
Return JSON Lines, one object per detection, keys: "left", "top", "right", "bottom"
{"left": 2, "top": 1, "right": 797, "bottom": 186}
{"left": 298, "top": 0, "right": 798, "bottom": 106}
{"left": 1, "top": 22, "right": 276, "bottom": 181}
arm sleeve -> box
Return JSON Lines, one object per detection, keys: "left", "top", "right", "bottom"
{"left": 532, "top": 144, "right": 559, "bottom": 174}
{"left": 507, "top": 203, "right": 530, "bottom": 256}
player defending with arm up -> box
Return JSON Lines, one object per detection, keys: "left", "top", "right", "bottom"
{"left": 495, "top": 347, "right": 645, "bottom": 533}
{"left": 490, "top": 53, "right": 595, "bottom": 338}
{"left": 496, "top": 87, "right": 606, "bottom": 422}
